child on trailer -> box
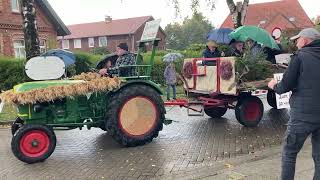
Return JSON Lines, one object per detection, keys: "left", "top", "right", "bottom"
{"left": 164, "top": 62, "right": 177, "bottom": 101}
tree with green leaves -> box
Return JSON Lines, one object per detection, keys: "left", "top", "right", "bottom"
{"left": 169, "top": 0, "right": 249, "bottom": 28}
{"left": 20, "top": 0, "right": 40, "bottom": 60}
{"left": 165, "top": 12, "right": 213, "bottom": 50}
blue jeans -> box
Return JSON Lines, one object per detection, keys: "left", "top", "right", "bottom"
{"left": 166, "top": 84, "right": 176, "bottom": 100}
{"left": 281, "top": 120, "right": 320, "bottom": 180}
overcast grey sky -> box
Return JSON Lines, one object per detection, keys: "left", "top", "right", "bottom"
{"left": 48, "top": 0, "right": 319, "bottom": 28}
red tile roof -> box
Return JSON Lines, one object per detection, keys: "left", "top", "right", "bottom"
{"left": 62, "top": 16, "right": 153, "bottom": 39}
{"left": 221, "top": 0, "right": 314, "bottom": 33}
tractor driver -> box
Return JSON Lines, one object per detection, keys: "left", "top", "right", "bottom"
{"left": 99, "top": 43, "right": 136, "bottom": 77}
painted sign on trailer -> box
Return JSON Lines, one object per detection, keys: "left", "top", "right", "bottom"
{"left": 274, "top": 73, "right": 291, "bottom": 109}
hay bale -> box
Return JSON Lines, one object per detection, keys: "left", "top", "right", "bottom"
{"left": 0, "top": 72, "right": 123, "bottom": 105}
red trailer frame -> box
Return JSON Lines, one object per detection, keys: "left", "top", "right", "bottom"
{"left": 164, "top": 58, "right": 267, "bottom": 127}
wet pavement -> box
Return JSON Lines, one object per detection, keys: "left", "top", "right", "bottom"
{"left": 0, "top": 97, "right": 290, "bottom": 180}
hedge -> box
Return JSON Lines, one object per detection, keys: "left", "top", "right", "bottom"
{"left": 0, "top": 53, "right": 103, "bottom": 91}
{"left": 0, "top": 57, "right": 29, "bottom": 91}
{"left": 142, "top": 50, "right": 199, "bottom": 85}
{"left": 0, "top": 49, "right": 202, "bottom": 90}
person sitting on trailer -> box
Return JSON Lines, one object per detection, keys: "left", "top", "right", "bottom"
{"left": 202, "top": 40, "right": 225, "bottom": 66}
{"left": 99, "top": 43, "right": 136, "bottom": 77}
{"left": 229, "top": 39, "right": 244, "bottom": 57}
{"left": 245, "top": 38, "right": 264, "bottom": 59}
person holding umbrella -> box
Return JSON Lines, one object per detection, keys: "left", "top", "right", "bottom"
{"left": 163, "top": 53, "right": 183, "bottom": 101}
{"left": 202, "top": 40, "right": 225, "bottom": 58}
{"left": 164, "top": 62, "right": 177, "bottom": 101}
{"left": 229, "top": 39, "right": 244, "bottom": 57}
{"left": 202, "top": 40, "right": 225, "bottom": 66}
{"left": 246, "top": 38, "right": 263, "bottom": 57}
{"left": 229, "top": 25, "right": 280, "bottom": 61}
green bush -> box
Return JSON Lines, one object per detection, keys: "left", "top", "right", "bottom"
{"left": 0, "top": 57, "right": 28, "bottom": 91}
{"left": 142, "top": 52, "right": 186, "bottom": 85}
{"left": 67, "top": 52, "right": 102, "bottom": 76}
{"left": 236, "top": 49, "right": 273, "bottom": 81}
{"left": 90, "top": 47, "right": 110, "bottom": 55}
{"left": 140, "top": 47, "right": 205, "bottom": 85}
{"left": 280, "top": 37, "right": 297, "bottom": 53}
{"left": 0, "top": 52, "right": 104, "bottom": 91}
{"left": 186, "top": 44, "right": 206, "bottom": 51}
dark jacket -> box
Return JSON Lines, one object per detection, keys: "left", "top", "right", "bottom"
{"left": 264, "top": 45, "right": 283, "bottom": 64}
{"left": 230, "top": 48, "right": 243, "bottom": 57}
{"left": 202, "top": 46, "right": 222, "bottom": 66}
{"left": 274, "top": 39, "right": 320, "bottom": 124}
{"left": 202, "top": 46, "right": 222, "bottom": 58}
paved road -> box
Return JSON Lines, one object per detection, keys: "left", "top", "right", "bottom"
{"left": 0, "top": 97, "right": 289, "bottom": 180}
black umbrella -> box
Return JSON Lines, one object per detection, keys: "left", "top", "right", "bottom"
{"left": 96, "top": 53, "right": 119, "bottom": 69}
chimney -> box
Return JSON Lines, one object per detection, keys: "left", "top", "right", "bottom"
{"left": 105, "top": 15, "right": 112, "bottom": 23}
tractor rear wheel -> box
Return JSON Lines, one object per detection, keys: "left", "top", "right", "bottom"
{"left": 105, "top": 85, "right": 165, "bottom": 147}
{"left": 267, "top": 90, "right": 277, "bottom": 108}
{"left": 235, "top": 96, "right": 264, "bottom": 127}
{"left": 11, "top": 124, "right": 56, "bottom": 164}
{"left": 204, "top": 107, "right": 227, "bottom": 118}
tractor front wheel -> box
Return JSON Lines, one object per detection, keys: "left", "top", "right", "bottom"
{"left": 11, "top": 124, "right": 56, "bottom": 164}
{"left": 235, "top": 96, "right": 264, "bottom": 127}
{"left": 105, "top": 85, "right": 165, "bottom": 147}
{"left": 204, "top": 107, "right": 227, "bottom": 118}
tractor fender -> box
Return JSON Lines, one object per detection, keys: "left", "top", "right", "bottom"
{"left": 116, "top": 80, "right": 163, "bottom": 95}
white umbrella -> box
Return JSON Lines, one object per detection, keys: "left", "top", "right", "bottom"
{"left": 163, "top": 53, "right": 184, "bottom": 62}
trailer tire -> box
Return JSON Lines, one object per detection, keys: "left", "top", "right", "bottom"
{"left": 105, "top": 85, "right": 165, "bottom": 147}
{"left": 204, "top": 107, "right": 227, "bottom": 118}
{"left": 235, "top": 96, "right": 264, "bottom": 127}
{"left": 267, "top": 90, "right": 277, "bottom": 108}
{"left": 11, "top": 124, "right": 56, "bottom": 164}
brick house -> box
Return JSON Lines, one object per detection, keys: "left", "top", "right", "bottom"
{"left": 0, "top": 0, "right": 70, "bottom": 58}
{"left": 59, "top": 16, "right": 166, "bottom": 53}
{"left": 221, "top": 0, "right": 314, "bottom": 34}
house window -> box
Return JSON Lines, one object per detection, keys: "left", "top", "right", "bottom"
{"left": 39, "top": 40, "right": 47, "bottom": 54}
{"left": 74, "top": 39, "right": 81, "bottom": 49}
{"left": 88, "top": 38, "right": 95, "bottom": 48}
{"left": 62, "top": 39, "right": 69, "bottom": 49}
{"left": 13, "top": 40, "right": 26, "bottom": 59}
{"left": 11, "top": 0, "right": 20, "bottom": 12}
{"left": 99, "top": 37, "right": 107, "bottom": 47}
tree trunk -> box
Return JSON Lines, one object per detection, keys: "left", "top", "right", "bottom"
{"left": 20, "top": 0, "right": 40, "bottom": 60}
{"left": 226, "top": 0, "right": 249, "bottom": 28}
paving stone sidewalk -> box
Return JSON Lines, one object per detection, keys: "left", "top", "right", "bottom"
{"left": 0, "top": 98, "right": 295, "bottom": 180}
{"left": 156, "top": 141, "right": 314, "bottom": 180}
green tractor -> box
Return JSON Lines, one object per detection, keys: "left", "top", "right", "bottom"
{"left": 1, "top": 22, "right": 167, "bottom": 164}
